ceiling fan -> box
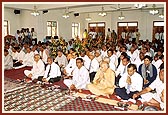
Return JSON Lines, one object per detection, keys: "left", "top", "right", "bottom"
{"left": 110, "top": 4, "right": 132, "bottom": 11}
{"left": 31, "top": 5, "right": 40, "bottom": 16}
{"left": 62, "top": 7, "right": 74, "bottom": 18}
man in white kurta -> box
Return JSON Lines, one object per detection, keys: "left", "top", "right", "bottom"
{"left": 79, "top": 51, "right": 91, "bottom": 70}
{"left": 24, "top": 54, "right": 45, "bottom": 80}
{"left": 22, "top": 47, "right": 34, "bottom": 66}
{"left": 115, "top": 64, "right": 143, "bottom": 100}
{"left": 40, "top": 57, "right": 61, "bottom": 83}
{"left": 55, "top": 50, "right": 68, "bottom": 71}
{"left": 64, "top": 58, "right": 90, "bottom": 90}
{"left": 4, "top": 49, "right": 13, "bottom": 70}
{"left": 39, "top": 45, "right": 49, "bottom": 64}
{"left": 133, "top": 67, "right": 164, "bottom": 110}
{"left": 88, "top": 51, "right": 99, "bottom": 82}
{"left": 64, "top": 52, "right": 77, "bottom": 76}
{"left": 14, "top": 47, "right": 34, "bottom": 69}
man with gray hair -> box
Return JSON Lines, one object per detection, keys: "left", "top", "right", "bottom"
{"left": 95, "top": 50, "right": 102, "bottom": 64}
{"left": 88, "top": 51, "right": 99, "bottom": 82}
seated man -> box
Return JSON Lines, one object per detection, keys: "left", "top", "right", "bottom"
{"left": 14, "top": 47, "right": 34, "bottom": 69}
{"left": 22, "top": 47, "right": 34, "bottom": 66}
{"left": 13, "top": 46, "right": 25, "bottom": 67}
{"left": 38, "top": 57, "right": 61, "bottom": 84}
{"left": 64, "top": 58, "right": 90, "bottom": 90}
{"left": 115, "top": 64, "right": 143, "bottom": 100}
{"left": 24, "top": 54, "right": 45, "bottom": 81}
{"left": 4, "top": 49, "right": 13, "bottom": 70}
{"left": 87, "top": 61, "right": 115, "bottom": 98}
{"left": 63, "top": 52, "right": 78, "bottom": 77}
{"left": 88, "top": 51, "right": 99, "bottom": 82}
{"left": 54, "top": 49, "right": 68, "bottom": 72}
{"left": 138, "top": 55, "right": 157, "bottom": 88}
{"left": 115, "top": 56, "right": 130, "bottom": 86}
{"left": 133, "top": 66, "right": 164, "bottom": 110}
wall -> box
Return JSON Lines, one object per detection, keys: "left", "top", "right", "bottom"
{"left": 4, "top": 8, "right": 21, "bottom": 36}
{"left": 4, "top": 7, "right": 164, "bottom": 42}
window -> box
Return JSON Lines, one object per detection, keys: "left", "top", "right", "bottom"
{"left": 154, "top": 21, "right": 164, "bottom": 26}
{"left": 118, "top": 22, "right": 138, "bottom": 27}
{"left": 72, "top": 22, "right": 80, "bottom": 39}
{"left": 88, "top": 22, "right": 105, "bottom": 39}
{"left": 4, "top": 20, "right": 9, "bottom": 36}
{"left": 47, "top": 21, "right": 57, "bottom": 37}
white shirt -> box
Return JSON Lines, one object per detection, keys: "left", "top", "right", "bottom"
{"left": 160, "top": 32, "right": 164, "bottom": 41}
{"left": 4, "top": 54, "right": 13, "bottom": 70}
{"left": 115, "top": 63, "right": 129, "bottom": 77}
{"left": 121, "top": 32, "right": 126, "bottom": 39}
{"left": 119, "top": 72, "right": 143, "bottom": 92}
{"left": 89, "top": 58, "right": 99, "bottom": 73}
{"left": 133, "top": 57, "right": 144, "bottom": 70}
{"left": 33, "top": 50, "right": 39, "bottom": 55}
{"left": 109, "top": 54, "right": 118, "bottom": 67}
{"left": 126, "top": 43, "right": 132, "bottom": 51}
{"left": 44, "top": 62, "right": 61, "bottom": 81}
{"left": 39, "top": 49, "right": 49, "bottom": 64}
{"left": 8, "top": 48, "right": 13, "bottom": 56}
{"left": 23, "top": 51, "right": 34, "bottom": 66}
{"left": 107, "top": 31, "right": 112, "bottom": 38}
{"left": 155, "top": 32, "right": 160, "bottom": 40}
{"left": 144, "top": 52, "right": 152, "bottom": 57}
{"left": 72, "top": 66, "right": 90, "bottom": 89}
{"left": 100, "top": 50, "right": 108, "bottom": 58}
{"left": 65, "top": 58, "right": 77, "bottom": 76}
{"left": 31, "top": 31, "right": 37, "bottom": 39}
{"left": 109, "top": 61, "right": 116, "bottom": 71}
{"left": 12, "top": 51, "right": 18, "bottom": 60}
{"left": 150, "top": 76, "right": 164, "bottom": 96}
{"left": 16, "top": 50, "right": 25, "bottom": 61}
{"left": 79, "top": 55, "right": 91, "bottom": 70}
{"left": 127, "top": 51, "right": 138, "bottom": 63}
{"left": 141, "top": 75, "right": 164, "bottom": 109}
{"left": 55, "top": 54, "right": 68, "bottom": 68}
{"left": 95, "top": 55, "right": 102, "bottom": 64}
{"left": 152, "top": 59, "right": 162, "bottom": 69}
{"left": 31, "top": 59, "right": 45, "bottom": 77}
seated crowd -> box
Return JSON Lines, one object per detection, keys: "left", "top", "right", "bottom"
{"left": 4, "top": 32, "right": 164, "bottom": 110}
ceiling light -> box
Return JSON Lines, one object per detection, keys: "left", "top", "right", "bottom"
{"left": 62, "top": 7, "right": 70, "bottom": 19}
{"left": 98, "top": 6, "right": 107, "bottom": 17}
{"left": 85, "top": 14, "right": 91, "bottom": 21}
{"left": 134, "top": 4, "right": 147, "bottom": 8}
{"left": 118, "top": 11, "right": 125, "bottom": 20}
{"left": 149, "top": 4, "right": 159, "bottom": 15}
{"left": 159, "top": 9, "right": 164, "bottom": 18}
{"left": 31, "top": 6, "right": 40, "bottom": 16}
{"left": 62, "top": 13, "right": 70, "bottom": 18}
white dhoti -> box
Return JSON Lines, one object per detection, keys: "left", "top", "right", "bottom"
{"left": 24, "top": 70, "right": 40, "bottom": 80}
{"left": 141, "top": 93, "right": 164, "bottom": 109}
{"left": 63, "top": 79, "right": 73, "bottom": 88}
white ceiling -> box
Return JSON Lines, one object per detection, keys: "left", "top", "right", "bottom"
{"left": 4, "top": 3, "right": 165, "bottom": 14}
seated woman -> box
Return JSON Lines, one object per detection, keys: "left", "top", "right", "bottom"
{"left": 87, "top": 61, "right": 115, "bottom": 98}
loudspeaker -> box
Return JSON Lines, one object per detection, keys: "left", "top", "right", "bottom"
{"left": 46, "top": 36, "right": 51, "bottom": 40}
{"left": 54, "top": 36, "right": 58, "bottom": 39}
{"left": 74, "top": 13, "right": 79, "bottom": 17}
{"left": 43, "top": 10, "right": 48, "bottom": 14}
{"left": 14, "top": 10, "right": 20, "bottom": 14}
